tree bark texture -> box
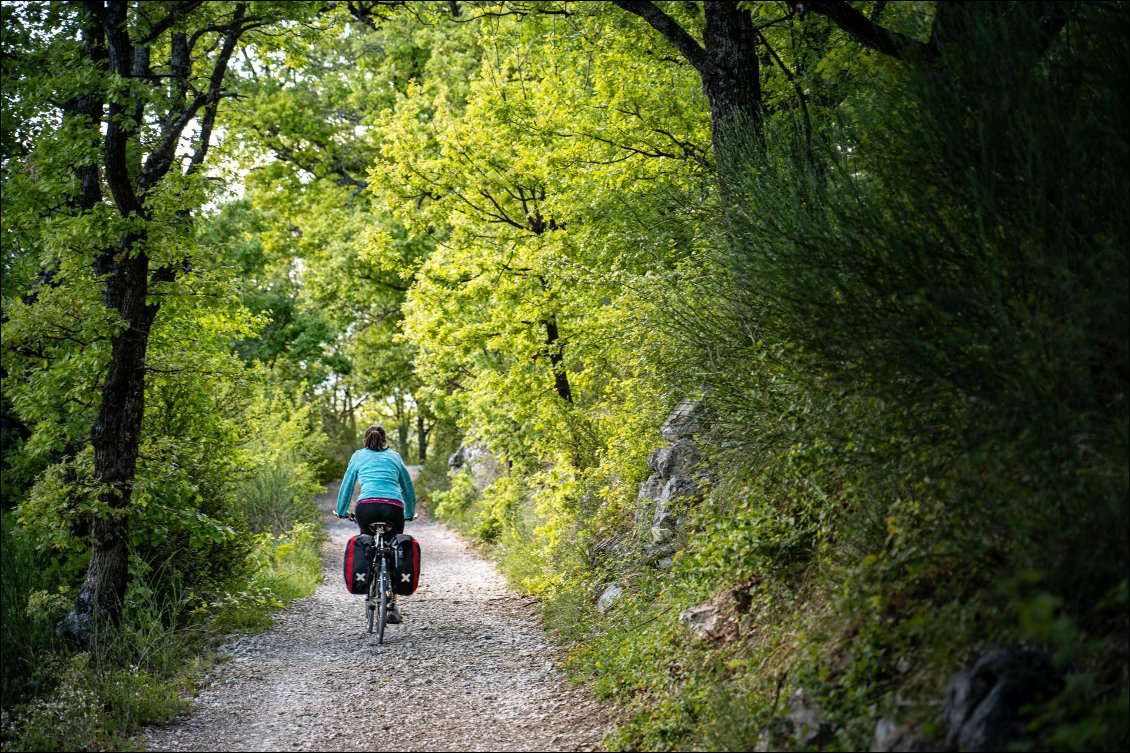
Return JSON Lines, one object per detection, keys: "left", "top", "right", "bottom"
{"left": 701, "top": 0, "right": 762, "bottom": 159}
{"left": 396, "top": 391, "right": 411, "bottom": 452}
{"left": 66, "top": 247, "right": 157, "bottom": 639}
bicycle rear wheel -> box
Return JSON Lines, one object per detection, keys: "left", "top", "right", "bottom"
{"left": 376, "top": 557, "right": 389, "bottom": 644}
{"left": 366, "top": 567, "right": 378, "bottom": 634}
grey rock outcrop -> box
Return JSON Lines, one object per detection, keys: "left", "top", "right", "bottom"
{"left": 660, "top": 398, "right": 708, "bottom": 442}
{"left": 869, "top": 646, "right": 1063, "bottom": 752}
{"left": 872, "top": 718, "right": 934, "bottom": 752}
{"left": 448, "top": 442, "right": 503, "bottom": 493}
{"left": 676, "top": 581, "right": 754, "bottom": 643}
{"left": 635, "top": 476, "right": 665, "bottom": 527}
{"left": 636, "top": 400, "right": 709, "bottom": 550}
{"left": 942, "top": 647, "right": 1061, "bottom": 752}
{"left": 678, "top": 604, "right": 719, "bottom": 639}
{"left": 596, "top": 585, "right": 624, "bottom": 613}
{"left": 785, "top": 689, "right": 828, "bottom": 748}
{"left": 649, "top": 438, "right": 700, "bottom": 478}
{"left": 447, "top": 446, "right": 464, "bottom": 471}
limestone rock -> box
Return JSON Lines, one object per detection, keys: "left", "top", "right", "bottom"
{"left": 658, "top": 475, "right": 702, "bottom": 507}
{"left": 638, "top": 475, "right": 665, "bottom": 500}
{"left": 660, "top": 399, "right": 708, "bottom": 441}
{"left": 785, "top": 689, "right": 827, "bottom": 747}
{"left": 633, "top": 475, "right": 661, "bottom": 528}
{"left": 653, "top": 438, "right": 700, "bottom": 479}
{"left": 596, "top": 585, "right": 624, "bottom": 614}
{"left": 678, "top": 604, "right": 719, "bottom": 639}
{"left": 872, "top": 718, "right": 935, "bottom": 752}
{"left": 460, "top": 443, "right": 503, "bottom": 492}
{"left": 943, "top": 647, "right": 1061, "bottom": 752}
{"left": 447, "top": 447, "right": 464, "bottom": 471}
{"left": 649, "top": 476, "right": 701, "bottom": 537}
{"left": 642, "top": 540, "right": 677, "bottom": 565}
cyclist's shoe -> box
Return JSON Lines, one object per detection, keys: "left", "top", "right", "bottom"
{"left": 386, "top": 605, "right": 402, "bottom": 624}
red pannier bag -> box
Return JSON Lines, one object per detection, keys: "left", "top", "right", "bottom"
{"left": 343, "top": 534, "right": 376, "bottom": 594}
{"left": 391, "top": 534, "right": 421, "bottom": 595}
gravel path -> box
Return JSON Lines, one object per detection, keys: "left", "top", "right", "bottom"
{"left": 143, "top": 482, "right": 611, "bottom": 752}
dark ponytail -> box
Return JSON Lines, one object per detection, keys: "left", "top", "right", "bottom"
{"left": 364, "top": 425, "right": 388, "bottom": 451}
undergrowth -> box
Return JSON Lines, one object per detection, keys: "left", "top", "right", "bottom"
{"left": 0, "top": 514, "right": 323, "bottom": 752}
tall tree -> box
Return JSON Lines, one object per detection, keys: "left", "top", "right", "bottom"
{"left": 788, "top": 0, "right": 1071, "bottom": 63}
{"left": 6, "top": 1, "right": 304, "bottom": 645}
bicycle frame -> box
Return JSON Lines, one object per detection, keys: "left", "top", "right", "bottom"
{"left": 347, "top": 513, "right": 400, "bottom": 643}
{"left": 365, "top": 522, "right": 395, "bottom": 643}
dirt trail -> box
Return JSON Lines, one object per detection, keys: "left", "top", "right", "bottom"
{"left": 143, "top": 482, "right": 611, "bottom": 752}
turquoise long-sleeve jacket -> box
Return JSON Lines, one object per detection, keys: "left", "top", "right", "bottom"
{"left": 335, "top": 447, "right": 416, "bottom": 519}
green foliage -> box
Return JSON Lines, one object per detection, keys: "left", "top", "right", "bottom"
{"left": 706, "top": 0, "right": 1129, "bottom": 602}
{"left": 231, "top": 386, "right": 326, "bottom": 535}
{"left": 1, "top": 512, "right": 61, "bottom": 708}
{"left": 203, "top": 523, "right": 324, "bottom": 634}
{"left": 606, "top": 3, "right": 1130, "bottom": 750}
{"left": 407, "top": 3, "right": 1127, "bottom": 752}
{"left": 214, "top": 7, "right": 447, "bottom": 471}
{"left": 375, "top": 3, "right": 704, "bottom": 456}
{"left": 233, "top": 458, "right": 321, "bottom": 536}
{"left": 431, "top": 466, "right": 479, "bottom": 522}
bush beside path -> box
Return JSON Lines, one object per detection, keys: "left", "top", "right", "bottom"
{"left": 143, "top": 483, "right": 611, "bottom": 752}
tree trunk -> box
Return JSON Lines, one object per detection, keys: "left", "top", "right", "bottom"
{"left": 544, "top": 317, "right": 573, "bottom": 404}
{"left": 345, "top": 385, "right": 358, "bottom": 446}
{"left": 702, "top": 0, "right": 762, "bottom": 162}
{"left": 59, "top": 1, "right": 253, "bottom": 647}
{"left": 63, "top": 247, "right": 156, "bottom": 642}
{"left": 395, "top": 390, "right": 410, "bottom": 451}
{"left": 417, "top": 412, "right": 429, "bottom": 462}
{"left": 610, "top": 1, "right": 764, "bottom": 162}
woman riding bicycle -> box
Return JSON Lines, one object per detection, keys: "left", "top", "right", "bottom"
{"left": 336, "top": 424, "right": 416, "bottom": 624}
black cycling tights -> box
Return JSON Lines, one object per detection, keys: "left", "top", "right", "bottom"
{"left": 355, "top": 501, "right": 405, "bottom": 537}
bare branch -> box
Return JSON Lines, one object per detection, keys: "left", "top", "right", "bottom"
{"left": 344, "top": 0, "right": 405, "bottom": 28}
{"left": 100, "top": 2, "right": 145, "bottom": 217}
{"left": 185, "top": 4, "right": 247, "bottom": 175}
{"left": 609, "top": 0, "right": 710, "bottom": 76}
{"left": 788, "top": 0, "right": 934, "bottom": 62}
